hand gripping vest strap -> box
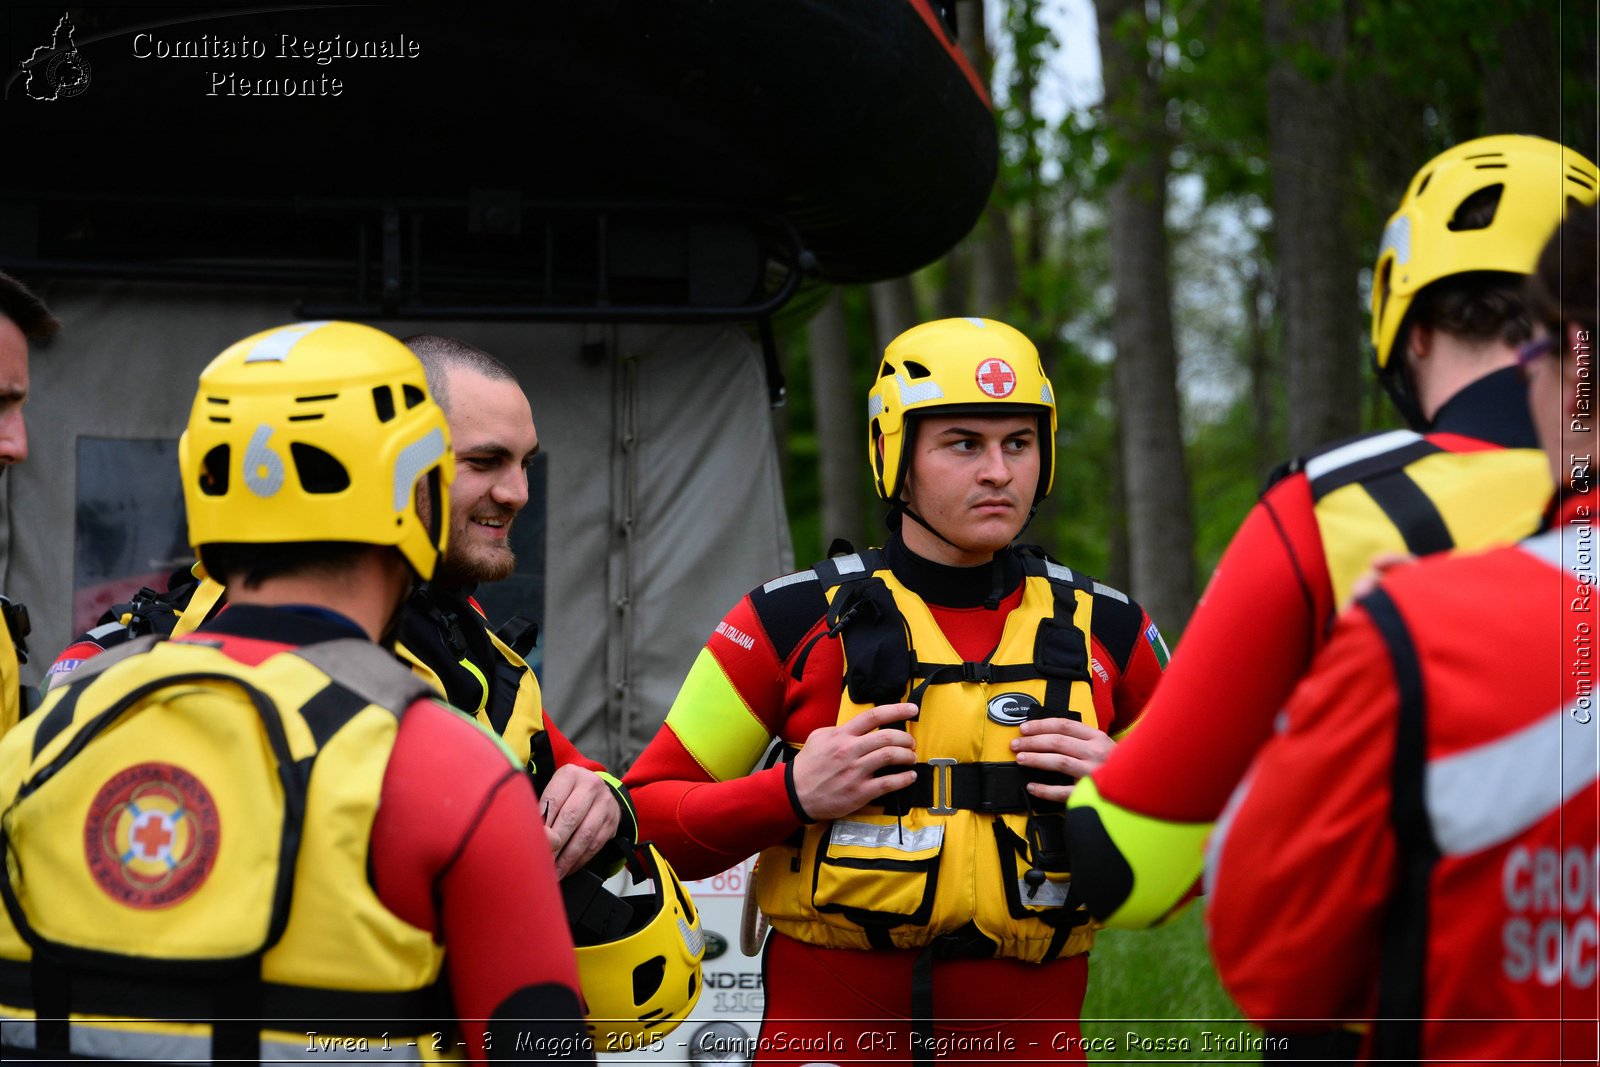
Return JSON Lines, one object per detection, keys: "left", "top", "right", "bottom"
{"left": 0, "top": 637, "right": 439, "bottom": 1064}
{"left": 756, "top": 547, "right": 1099, "bottom": 965}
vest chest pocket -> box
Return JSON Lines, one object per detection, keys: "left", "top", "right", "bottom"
{"left": 812, "top": 813, "right": 943, "bottom": 927}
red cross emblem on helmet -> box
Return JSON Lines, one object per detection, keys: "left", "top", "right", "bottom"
{"left": 84, "top": 762, "right": 220, "bottom": 910}
{"left": 975, "top": 358, "right": 1017, "bottom": 399}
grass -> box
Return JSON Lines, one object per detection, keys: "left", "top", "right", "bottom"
{"left": 1080, "top": 906, "right": 1261, "bottom": 1063}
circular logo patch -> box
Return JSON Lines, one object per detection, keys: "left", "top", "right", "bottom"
{"left": 84, "top": 762, "right": 220, "bottom": 909}
{"left": 975, "top": 358, "right": 1018, "bottom": 399}
{"left": 987, "top": 692, "right": 1040, "bottom": 726}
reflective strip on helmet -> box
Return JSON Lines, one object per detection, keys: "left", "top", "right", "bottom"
{"left": 1426, "top": 702, "right": 1598, "bottom": 856}
{"left": 678, "top": 914, "right": 703, "bottom": 956}
{"left": 1303, "top": 430, "right": 1421, "bottom": 482}
{"left": 963, "top": 317, "right": 987, "bottom": 328}
{"left": 244, "top": 321, "right": 332, "bottom": 363}
{"left": 896, "top": 374, "right": 945, "bottom": 406}
{"left": 763, "top": 571, "right": 818, "bottom": 594}
{"left": 243, "top": 424, "right": 287, "bottom": 498}
{"left": 1040, "top": 382, "right": 1054, "bottom": 405}
{"left": 1379, "top": 215, "right": 1412, "bottom": 266}
{"left": 867, "top": 394, "right": 885, "bottom": 419}
{"left": 829, "top": 819, "right": 944, "bottom": 852}
{"left": 392, "top": 427, "right": 447, "bottom": 512}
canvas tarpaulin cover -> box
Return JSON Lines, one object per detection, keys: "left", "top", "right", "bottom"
{"left": 1, "top": 281, "right": 792, "bottom": 768}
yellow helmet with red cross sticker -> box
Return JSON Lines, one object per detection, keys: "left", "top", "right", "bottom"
{"left": 867, "top": 317, "right": 1057, "bottom": 503}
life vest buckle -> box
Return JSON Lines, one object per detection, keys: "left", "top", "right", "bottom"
{"left": 927, "top": 757, "right": 957, "bottom": 815}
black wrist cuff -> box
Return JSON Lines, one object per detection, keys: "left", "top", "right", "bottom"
{"left": 784, "top": 759, "right": 815, "bottom": 824}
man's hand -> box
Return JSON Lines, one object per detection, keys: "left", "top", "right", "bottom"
{"left": 1346, "top": 551, "right": 1417, "bottom": 608}
{"left": 791, "top": 702, "right": 919, "bottom": 821}
{"left": 540, "top": 764, "right": 622, "bottom": 879}
{"left": 1014, "top": 718, "right": 1115, "bottom": 802}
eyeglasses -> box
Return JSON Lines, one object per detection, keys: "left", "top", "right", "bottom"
{"left": 1516, "top": 334, "right": 1558, "bottom": 374}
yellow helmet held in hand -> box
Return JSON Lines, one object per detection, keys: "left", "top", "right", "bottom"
{"left": 1370, "top": 135, "right": 1600, "bottom": 369}
{"left": 179, "top": 321, "right": 453, "bottom": 580}
{"left": 572, "top": 843, "right": 705, "bottom": 1045}
{"left": 867, "top": 317, "right": 1058, "bottom": 504}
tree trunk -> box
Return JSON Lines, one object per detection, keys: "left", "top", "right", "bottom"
{"left": 1265, "top": 0, "right": 1361, "bottom": 453}
{"left": 1481, "top": 5, "right": 1559, "bottom": 141}
{"left": 869, "top": 277, "right": 920, "bottom": 348}
{"left": 1244, "top": 253, "right": 1278, "bottom": 483}
{"left": 956, "top": 0, "right": 1020, "bottom": 319}
{"left": 808, "top": 287, "right": 868, "bottom": 550}
{"left": 1093, "top": 0, "right": 1196, "bottom": 632}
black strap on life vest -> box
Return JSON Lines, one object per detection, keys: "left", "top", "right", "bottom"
{"left": 1360, "top": 470, "right": 1455, "bottom": 557}
{"left": 1303, "top": 435, "right": 1441, "bottom": 502}
{"left": 1303, "top": 434, "right": 1455, "bottom": 558}
{"left": 1365, "top": 587, "right": 1436, "bottom": 1066}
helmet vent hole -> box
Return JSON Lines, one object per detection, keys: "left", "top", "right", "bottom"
{"left": 403, "top": 384, "right": 426, "bottom": 409}
{"left": 632, "top": 956, "right": 666, "bottom": 1006}
{"left": 1416, "top": 171, "right": 1432, "bottom": 196}
{"left": 1568, "top": 172, "right": 1596, "bottom": 191}
{"left": 200, "top": 445, "right": 230, "bottom": 496}
{"left": 1446, "top": 184, "right": 1503, "bottom": 232}
{"left": 372, "top": 386, "right": 396, "bottom": 423}
{"left": 902, "top": 360, "right": 932, "bottom": 379}
{"left": 878, "top": 363, "right": 895, "bottom": 378}
{"left": 290, "top": 444, "right": 351, "bottom": 494}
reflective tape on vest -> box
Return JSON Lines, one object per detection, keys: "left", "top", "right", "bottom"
{"left": 1428, "top": 702, "right": 1600, "bottom": 856}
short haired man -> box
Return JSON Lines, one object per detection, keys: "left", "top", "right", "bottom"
{"left": 49, "top": 336, "right": 633, "bottom": 879}
{"left": 0, "top": 271, "right": 58, "bottom": 739}
{"left": 1205, "top": 205, "right": 1599, "bottom": 1064}
{"left": 0, "top": 322, "right": 590, "bottom": 1062}
{"left": 1065, "top": 135, "right": 1600, "bottom": 931}
{"left": 399, "top": 334, "right": 628, "bottom": 877}
{"left": 625, "top": 318, "right": 1167, "bottom": 1061}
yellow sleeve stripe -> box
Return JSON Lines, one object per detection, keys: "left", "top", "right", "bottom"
{"left": 1067, "top": 776, "right": 1211, "bottom": 930}
{"left": 664, "top": 648, "right": 773, "bottom": 782}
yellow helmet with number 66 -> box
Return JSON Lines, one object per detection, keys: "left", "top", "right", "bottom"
{"left": 179, "top": 321, "right": 453, "bottom": 580}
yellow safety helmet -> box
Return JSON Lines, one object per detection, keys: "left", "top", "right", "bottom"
{"left": 573, "top": 843, "right": 704, "bottom": 1045}
{"left": 867, "top": 317, "right": 1058, "bottom": 503}
{"left": 1371, "top": 135, "right": 1599, "bottom": 369}
{"left": 179, "top": 321, "right": 453, "bottom": 580}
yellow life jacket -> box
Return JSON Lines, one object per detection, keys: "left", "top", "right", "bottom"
{"left": 0, "top": 634, "right": 456, "bottom": 1063}
{"left": 0, "top": 595, "right": 33, "bottom": 742}
{"left": 755, "top": 549, "right": 1099, "bottom": 963}
{"left": 1301, "top": 429, "right": 1550, "bottom": 606}
{"left": 0, "top": 615, "right": 18, "bottom": 743}
{"left": 398, "top": 622, "right": 553, "bottom": 782}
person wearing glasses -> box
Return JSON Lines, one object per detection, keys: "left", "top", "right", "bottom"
{"left": 1064, "top": 134, "right": 1598, "bottom": 1060}
{"left": 1206, "top": 204, "right": 1598, "bottom": 1064}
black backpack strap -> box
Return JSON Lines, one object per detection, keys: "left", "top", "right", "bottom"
{"left": 1363, "top": 587, "right": 1435, "bottom": 1066}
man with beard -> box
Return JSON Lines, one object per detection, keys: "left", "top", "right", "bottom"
{"left": 398, "top": 335, "right": 626, "bottom": 876}
{"left": 46, "top": 335, "right": 628, "bottom": 876}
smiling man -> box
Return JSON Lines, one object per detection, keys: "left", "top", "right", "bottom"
{"left": 625, "top": 318, "right": 1167, "bottom": 1063}
{"left": 400, "top": 335, "right": 631, "bottom": 877}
